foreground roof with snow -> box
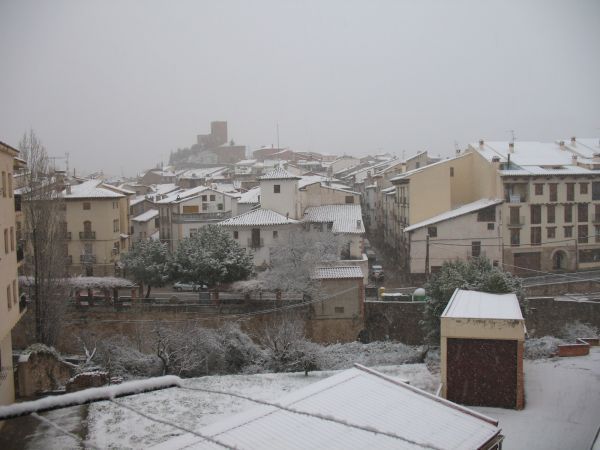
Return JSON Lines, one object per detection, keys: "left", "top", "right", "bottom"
{"left": 62, "top": 179, "right": 124, "bottom": 199}
{"left": 156, "top": 365, "right": 501, "bottom": 450}
{"left": 404, "top": 198, "right": 503, "bottom": 232}
{"left": 303, "top": 204, "right": 365, "bottom": 234}
{"left": 442, "top": 289, "right": 524, "bottom": 321}
{"left": 219, "top": 208, "right": 300, "bottom": 227}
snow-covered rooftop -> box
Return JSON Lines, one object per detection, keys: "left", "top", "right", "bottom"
{"left": 62, "top": 180, "right": 124, "bottom": 199}
{"left": 442, "top": 289, "right": 524, "bottom": 320}
{"left": 219, "top": 209, "right": 300, "bottom": 227}
{"left": 178, "top": 167, "right": 227, "bottom": 180}
{"left": 303, "top": 204, "right": 365, "bottom": 234}
{"left": 156, "top": 186, "right": 207, "bottom": 204}
{"left": 390, "top": 154, "right": 469, "bottom": 182}
{"left": 404, "top": 198, "right": 503, "bottom": 232}
{"left": 298, "top": 175, "right": 354, "bottom": 191}
{"left": 132, "top": 209, "right": 159, "bottom": 223}
{"left": 562, "top": 138, "right": 600, "bottom": 159}
{"left": 499, "top": 165, "right": 595, "bottom": 176}
{"left": 473, "top": 141, "right": 592, "bottom": 166}
{"left": 157, "top": 365, "right": 501, "bottom": 450}
{"left": 312, "top": 266, "right": 364, "bottom": 280}
{"left": 130, "top": 195, "right": 147, "bottom": 207}
{"left": 237, "top": 186, "right": 261, "bottom": 204}
{"left": 150, "top": 183, "right": 179, "bottom": 196}
{"left": 258, "top": 166, "right": 301, "bottom": 180}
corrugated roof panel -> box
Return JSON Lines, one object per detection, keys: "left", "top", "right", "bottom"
{"left": 312, "top": 266, "right": 364, "bottom": 279}
{"left": 219, "top": 208, "right": 299, "bottom": 226}
{"left": 442, "top": 289, "right": 524, "bottom": 320}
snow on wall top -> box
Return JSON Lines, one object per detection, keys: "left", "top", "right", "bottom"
{"left": 258, "top": 166, "right": 301, "bottom": 180}
{"left": 62, "top": 179, "right": 124, "bottom": 199}
{"left": 442, "top": 289, "right": 524, "bottom": 320}
{"left": 132, "top": 209, "right": 159, "bottom": 223}
{"left": 312, "top": 266, "right": 364, "bottom": 279}
{"left": 404, "top": 198, "right": 503, "bottom": 232}
{"left": 303, "top": 204, "right": 365, "bottom": 234}
{"left": 154, "top": 365, "right": 500, "bottom": 450}
{"left": 219, "top": 208, "right": 300, "bottom": 227}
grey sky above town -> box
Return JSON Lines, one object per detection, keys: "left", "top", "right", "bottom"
{"left": 1, "top": 0, "right": 599, "bottom": 176}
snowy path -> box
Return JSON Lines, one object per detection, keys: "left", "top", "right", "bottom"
{"left": 476, "top": 347, "right": 600, "bottom": 450}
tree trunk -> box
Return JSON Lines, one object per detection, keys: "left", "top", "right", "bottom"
{"left": 145, "top": 285, "right": 151, "bottom": 298}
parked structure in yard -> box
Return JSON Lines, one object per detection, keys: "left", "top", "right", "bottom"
{"left": 157, "top": 365, "right": 503, "bottom": 450}
{"left": 441, "top": 289, "right": 525, "bottom": 409}
{"left": 61, "top": 179, "right": 132, "bottom": 276}
{"left": 0, "top": 141, "right": 26, "bottom": 416}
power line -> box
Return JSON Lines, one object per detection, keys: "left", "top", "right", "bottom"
{"left": 31, "top": 412, "right": 100, "bottom": 450}
{"left": 179, "top": 386, "right": 443, "bottom": 450}
{"left": 109, "top": 399, "right": 232, "bottom": 449}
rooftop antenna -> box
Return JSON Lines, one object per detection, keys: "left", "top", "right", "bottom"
{"left": 507, "top": 129, "right": 516, "bottom": 144}
{"left": 276, "top": 122, "right": 280, "bottom": 149}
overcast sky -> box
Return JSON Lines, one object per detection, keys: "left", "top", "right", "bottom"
{"left": 1, "top": 0, "right": 599, "bottom": 176}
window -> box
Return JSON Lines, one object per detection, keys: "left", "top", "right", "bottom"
{"left": 578, "top": 225, "right": 588, "bottom": 244}
{"left": 274, "top": 184, "right": 281, "bottom": 194}
{"left": 530, "top": 227, "right": 541, "bottom": 246}
{"left": 530, "top": 205, "right": 541, "bottom": 224}
{"left": 201, "top": 195, "right": 207, "bottom": 201}
{"left": 182, "top": 205, "right": 199, "bottom": 213}
{"left": 112, "top": 201, "right": 118, "bottom": 209}
{"left": 450, "top": 167, "right": 454, "bottom": 177}
{"left": 217, "top": 203, "right": 224, "bottom": 211}
{"left": 534, "top": 183, "right": 544, "bottom": 195}
{"left": 596, "top": 226, "right": 600, "bottom": 243}
{"left": 566, "top": 183, "right": 575, "bottom": 201}
{"left": 547, "top": 205, "right": 555, "bottom": 224}
{"left": 8, "top": 174, "right": 12, "bottom": 198}
{"left": 487, "top": 223, "right": 495, "bottom": 230}
{"left": 83, "top": 202, "right": 91, "bottom": 210}
{"left": 580, "top": 183, "right": 589, "bottom": 195}
{"left": 596, "top": 204, "right": 600, "bottom": 222}
{"left": 313, "top": 223, "right": 323, "bottom": 232}
{"left": 10, "top": 227, "right": 14, "bottom": 251}
{"left": 549, "top": 183, "right": 558, "bottom": 202}
{"left": 202, "top": 203, "right": 208, "bottom": 211}
{"left": 154, "top": 218, "right": 159, "bottom": 228}
{"left": 273, "top": 230, "right": 278, "bottom": 239}
{"left": 209, "top": 195, "right": 215, "bottom": 201}
{"left": 345, "top": 196, "right": 354, "bottom": 204}
{"left": 233, "top": 231, "right": 239, "bottom": 239}
{"left": 334, "top": 306, "right": 345, "bottom": 314}
{"left": 477, "top": 207, "right": 495, "bottom": 222}
{"left": 471, "top": 241, "right": 481, "bottom": 257}
{"left": 593, "top": 182, "right": 600, "bottom": 201}
{"left": 4, "top": 228, "right": 8, "bottom": 254}
{"left": 1, "top": 171, "right": 6, "bottom": 197}
{"left": 509, "top": 206, "right": 521, "bottom": 225}
{"left": 579, "top": 248, "right": 600, "bottom": 263}
{"left": 327, "top": 222, "right": 333, "bottom": 231}
{"left": 564, "top": 204, "right": 573, "bottom": 223}
{"left": 428, "top": 226, "right": 437, "bottom": 238}
{"left": 510, "top": 229, "right": 520, "bottom": 246}
{"left": 578, "top": 204, "right": 588, "bottom": 222}
{"left": 12, "top": 280, "right": 16, "bottom": 306}
{"left": 547, "top": 227, "right": 556, "bottom": 239}
{"left": 564, "top": 226, "right": 573, "bottom": 238}
{"left": 113, "top": 219, "right": 119, "bottom": 232}
{"left": 7, "top": 285, "right": 11, "bottom": 309}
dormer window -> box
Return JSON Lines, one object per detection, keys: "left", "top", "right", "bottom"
{"left": 274, "top": 184, "right": 281, "bottom": 194}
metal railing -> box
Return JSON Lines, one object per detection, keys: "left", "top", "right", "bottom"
{"left": 508, "top": 216, "right": 525, "bottom": 227}
{"left": 80, "top": 254, "right": 96, "bottom": 263}
{"left": 171, "top": 211, "right": 232, "bottom": 223}
{"left": 79, "top": 231, "right": 96, "bottom": 240}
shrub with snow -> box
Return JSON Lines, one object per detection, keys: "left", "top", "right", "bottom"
{"left": 560, "top": 321, "right": 599, "bottom": 341}
{"left": 524, "top": 336, "right": 563, "bottom": 359}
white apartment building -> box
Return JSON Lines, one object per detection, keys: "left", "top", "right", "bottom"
{"left": 0, "top": 141, "right": 26, "bottom": 414}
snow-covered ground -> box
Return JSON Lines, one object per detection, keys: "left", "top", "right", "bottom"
{"left": 87, "top": 364, "right": 437, "bottom": 449}
{"left": 476, "top": 347, "right": 600, "bottom": 450}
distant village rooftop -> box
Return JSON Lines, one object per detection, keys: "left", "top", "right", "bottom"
{"left": 303, "top": 204, "right": 365, "bottom": 234}
{"left": 62, "top": 179, "right": 124, "bottom": 199}
{"left": 219, "top": 208, "right": 299, "bottom": 227}
{"left": 258, "top": 166, "right": 301, "bottom": 181}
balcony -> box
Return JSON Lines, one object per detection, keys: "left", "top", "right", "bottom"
{"left": 14, "top": 195, "right": 21, "bottom": 212}
{"left": 247, "top": 238, "right": 264, "bottom": 248}
{"left": 171, "top": 211, "right": 232, "bottom": 224}
{"left": 80, "top": 254, "right": 97, "bottom": 263}
{"left": 508, "top": 216, "right": 526, "bottom": 227}
{"left": 79, "top": 231, "right": 96, "bottom": 240}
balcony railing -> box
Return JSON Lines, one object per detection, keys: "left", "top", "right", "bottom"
{"left": 247, "top": 238, "right": 264, "bottom": 248}
{"left": 79, "top": 231, "right": 96, "bottom": 240}
{"left": 171, "top": 211, "right": 232, "bottom": 223}
{"left": 80, "top": 254, "right": 97, "bottom": 263}
{"left": 508, "top": 216, "right": 526, "bottom": 227}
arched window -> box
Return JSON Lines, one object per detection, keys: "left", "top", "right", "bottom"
{"left": 83, "top": 221, "right": 92, "bottom": 233}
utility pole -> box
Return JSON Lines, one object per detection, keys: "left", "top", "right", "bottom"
{"left": 425, "top": 234, "right": 430, "bottom": 279}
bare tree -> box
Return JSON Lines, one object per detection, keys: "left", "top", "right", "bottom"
{"left": 19, "top": 130, "right": 68, "bottom": 346}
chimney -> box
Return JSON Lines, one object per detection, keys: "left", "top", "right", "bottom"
{"left": 356, "top": 219, "right": 362, "bottom": 229}
{"left": 66, "top": 184, "right": 72, "bottom": 195}
{"left": 479, "top": 139, "right": 485, "bottom": 147}
{"left": 491, "top": 156, "right": 500, "bottom": 163}
{"left": 559, "top": 140, "right": 566, "bottom": 150}
{"left": 508, "top": 142, "right": 514, "bottom": 153}
{"left": 572, "top": 154, "right": 578, "bottom": 165}
{"left": 455, "top": 149, "right": 461, "bottom": 155}
{"left": 571, "top": 136, "right": 577, "bottom": 145}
